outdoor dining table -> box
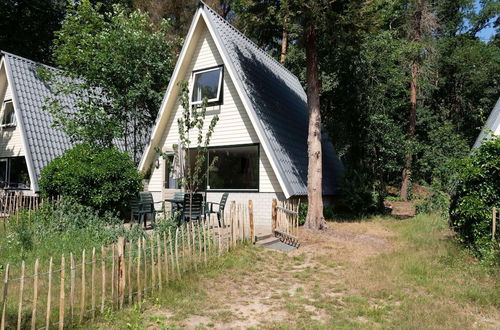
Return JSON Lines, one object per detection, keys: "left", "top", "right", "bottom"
{"left": 164, "top": 198, "right": 184, "bottom": 210}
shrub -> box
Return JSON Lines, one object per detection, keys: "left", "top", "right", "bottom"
{"left": 39, "top": 144, "right": 143, "bottom": 215}
{"left": 449, "top": 136, "right": 500, "bottom": 264}
{"left": 1, "top": 199, "right": 125, "bottom": 265}
{"left": 339, "top": 169, "right": 379, "bottom": 215}
{"left": 416, "top": 183, "right": 450, "bottom": 218}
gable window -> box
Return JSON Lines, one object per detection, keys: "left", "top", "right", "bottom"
{"left": 191, "top": 66, "right": 223, "bottom": 105}
{"left": 1, "top": 101, "right": 16, "bottom": 127}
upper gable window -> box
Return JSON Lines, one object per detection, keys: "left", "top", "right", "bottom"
{"left": 191, "top": 66, "right": 223, "bottom": 105}
{"left": 1, "top": 101, "right": 16, "bottom": 127}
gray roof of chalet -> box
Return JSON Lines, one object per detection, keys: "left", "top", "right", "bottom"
{"left": 2, "top": 51, "right": 75, "bottom": 188}
{"left": 202, "top": 3, "right": 344, "bottom": 195}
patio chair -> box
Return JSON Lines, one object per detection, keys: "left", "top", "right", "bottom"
{"left": 130, "top": 192, "right": 157, "bottom": 228}
{"left": 205, "top": 192, "right": 228, "bottom": 227}
{"left": 172, "top": 191, "right": 185, "bottom": 213}
{"left": 181, "top": 193, "right": 204, "bottom": 224}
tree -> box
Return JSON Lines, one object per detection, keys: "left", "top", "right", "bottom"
{"left": 303, "top": 0, "right": 326, "bottom": 229}
{"left": 47, "top": 0, "right": 177, "bottom": 162}
{"left": 0, "top": 0, "right": 65, "bottom": 64}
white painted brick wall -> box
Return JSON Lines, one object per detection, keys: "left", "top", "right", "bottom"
{"left": 205, "top": 192, "right": 286, "bottom": 232}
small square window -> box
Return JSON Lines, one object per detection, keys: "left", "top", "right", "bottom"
{"left": 1, "top": 101, "right": 16, "bottom": 127}
{"left": 191, "top": 66, "right": 223, "bottom": 105}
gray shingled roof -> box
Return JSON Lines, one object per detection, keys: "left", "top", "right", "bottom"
{"left": 202, "top": 3, "right": 343, "bottom": 195}
{"left": 2, "top": 51, "right": 75, "bottom": 190}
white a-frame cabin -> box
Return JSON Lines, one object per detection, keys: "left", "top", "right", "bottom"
{"left": 139, "top": 2, "right": 343, "bottom": 230}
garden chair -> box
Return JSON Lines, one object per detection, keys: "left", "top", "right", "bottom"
{"left": 205, "top": 192, "right": 228, "bottom": 227}
{"left": 130, "top": 192, "right": 157, "bottom": 228}
{"left": 181, "top": 193, "right": 204, "bottom": 224}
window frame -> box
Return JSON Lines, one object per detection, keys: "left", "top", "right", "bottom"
{"left": 190, "top": 65, "right": 224, "bottom": 106}
{"left": 1, "top": 100, "right": 16, "bottom": 127}
{"left": 205, "top": 143, "right": 260, "bottom": 193}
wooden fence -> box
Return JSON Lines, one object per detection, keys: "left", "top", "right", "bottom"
{"left": 0, "top": 194, "right": 43, "bottom": 218}
{"left": 271, "top": 199, "right": 299, "bottom": 246}
{"left": 0, "top": 200, "right": 254, "bottom": 329}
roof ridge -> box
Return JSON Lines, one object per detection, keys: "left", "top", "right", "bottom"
{"left": 199, "top": 2, "right": 300, "bottom": 82}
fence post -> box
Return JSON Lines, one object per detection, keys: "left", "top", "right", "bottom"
{"left": 272, "top": 198, "right": 277, "bottom": 233}
{"left": 59, "top": 256, "right": 65, "bottom": 330}
{"left": 100, "top": 247, "right": 105, "bottom": 313}
{"left": 17, "top": 261, "right": 25, "bottom": 330}
{"left": 70, "top": 253, "right": 75, "bottom": 319}
{"left": 136, "top": 239, "right": 142, "bottom": 303}
{"left": 79, "top": 250, "right": 86, "bottom": 322}
{"left": 493, "top": 207, "right": 497, "bottom": 242}
{"left": 45, "top": 257, "right": 53, "bottom": 330}
{"left": 117, "top": 237, "right": 126, "bottom": 309}
{"left": 31, "top": 260, "right": 39, "bottom": 330}
{"left": 1, "top": 264, "right": 9, "bottom": 330}
{"left": 248, "top": 201, "right": 254, "bottom": 244}
{"left": 91, "top": 248, "right": 96, "bottom": 320}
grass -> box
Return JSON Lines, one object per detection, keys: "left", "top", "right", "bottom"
{"left": 84, "top": 213, "right": 499, "bottom": 329}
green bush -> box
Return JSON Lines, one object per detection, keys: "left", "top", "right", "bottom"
{"left": 449, "top": 136, "right": 500, "bottom": 264}
{"left": 416, "top": 183, "right": 450, "bottom": 218}
{"left": 39, "top": 144, "right": 143, "bottom": 215}
{"left": 339, "top": 169, "right": 378, "bottom": 215}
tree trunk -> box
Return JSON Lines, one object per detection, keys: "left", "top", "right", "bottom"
{"left": 304, "top": 16, "right": 325, "bottom": 230}
{"left": 400, "top": 60, "right": 418, "bottom": 201}
{"left": 400, "top": 0, "right": 424, "bottom": 201}
{"left": 280, "top": 17, "right": 288, "bottom": 64}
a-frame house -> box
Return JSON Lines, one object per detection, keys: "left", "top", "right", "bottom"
{"left": 139, "top": 2, "right": 343, "bottom": 229}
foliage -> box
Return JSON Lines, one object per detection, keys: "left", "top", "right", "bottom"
{"left": 43, "top": 0, "right": 177, "bottom": 161}
{"left": 416, "top": 183, "right": 450, "bottom": 218}
{"left": 450, "top": 136, "right": 500, "bottom": 264}
{"left": 339, "top": 170, "right": 379, "bottom": 215}
{"left": 0, "top": 0, "right": 65, "bottom": 64}
{"left": 39, "top": 144, "right": 143, "bottom": 215}
{"left": 1, "top": 199, "right": 123, "bottom": 264}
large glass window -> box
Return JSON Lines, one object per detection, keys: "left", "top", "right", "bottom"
{"left": 0, "top": 160, "right": 7, "bottom": 188}
{"left": 0, "top": 157, "right": 30, "bottom": 189}
{"left": 207, "top": 145, "right": 259, "bottom": 190}
{"left": 191, "top": 66, "right": 223, "bottom": 105}
{"left": 1, "top": 101, "right": 16, "bottom": 126}
{"left": 8, "top": 157, "right": 30, "bottom": 188}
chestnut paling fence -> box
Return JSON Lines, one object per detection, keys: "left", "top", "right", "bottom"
{"left": 0, "top": 200, "right": 255, "bottom": 330}
{"left": 272, "top": 198, "right": 300, "bottom": 239}
{"left": 0, "top": 194, "right": 45, "bottom": 218}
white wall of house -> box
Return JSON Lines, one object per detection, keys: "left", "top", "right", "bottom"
{"left": 144, "top": 20, "right": 283, "bottom": 230}
{"left": 0, "top": 65, "right": 25, "bottom": 158}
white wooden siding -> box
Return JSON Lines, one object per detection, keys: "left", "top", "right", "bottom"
{"left": 0, "top": 72, "right": 24, "bottom": 157}
{"left": 146, "top": 22, "right": 281, "bottom": 194}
